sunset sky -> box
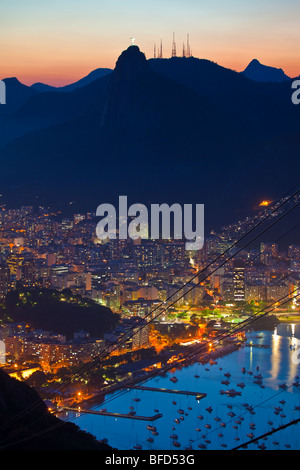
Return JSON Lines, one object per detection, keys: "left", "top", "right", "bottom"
{"left": 1, "top": 0, "right": 299, "bottom": 86}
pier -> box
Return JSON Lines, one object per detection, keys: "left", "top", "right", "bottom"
{"left": 61, "top": 407, "right": 163, "bottom": 421}
{"left": 125, "top": 385, "right": 206, "bottom": 400}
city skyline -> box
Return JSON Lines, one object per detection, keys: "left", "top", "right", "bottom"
{"left": 1, "top": 0, "right": 300, "bottom": 86}
{"left": 1, "top": 196, "right": 300, "bottom": 451}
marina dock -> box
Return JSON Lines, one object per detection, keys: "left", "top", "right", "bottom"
{"left": 125, "top": 385, "right": 207, "bottom": 400}
{"left": 61, "top": 406, "right": 163, "bottom": 421}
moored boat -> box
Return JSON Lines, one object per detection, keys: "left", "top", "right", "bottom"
{"left": 147, "top": 425, "right": 156, "bottom": 431}
{"left": 170, "top": 376, "right": 178, "bottom": 383}
{"left": 173, "top": 441, "right": 181, "bottom": 447}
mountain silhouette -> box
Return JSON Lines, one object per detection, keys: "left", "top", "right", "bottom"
{"left": 0, "top": 77, "right": 40, "bottom": 114}
{"left": 31, "top": 67, "right": 112, "bottom": 93}
{"left": 0, "top": 45, "right": 299, "bottom": 229}
{"left": 242, "top": 59, "right": 291, "bottom": 82}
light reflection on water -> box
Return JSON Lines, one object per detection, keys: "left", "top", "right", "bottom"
{"left": 62, "top": 324, "right": 300, "bottom": 450}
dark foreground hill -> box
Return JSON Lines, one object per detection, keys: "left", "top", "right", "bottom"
{"left": 0, "top": 368, "right": 112, "bottom": 450}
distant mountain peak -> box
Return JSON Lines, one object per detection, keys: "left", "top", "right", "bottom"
{"left": 114, "top": 45, "right": 147, "bottom": 79}
{"left": 30, "top": 67, "right": 112, "bottom": 93}
{"left": 2, "top": 77, "right": 22, "bottom": 85}
{"left": 242, "top": 59, "right": 290, "bottom": 82}
{"left": 248, "top": 58, "right": 261, "bottom": 66}
{"left": 101, "top": 45, "right": 149, "bottom": 126}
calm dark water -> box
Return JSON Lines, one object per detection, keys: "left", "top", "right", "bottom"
{"left": 62, "top": 323, "right": 300, "bottom": 450}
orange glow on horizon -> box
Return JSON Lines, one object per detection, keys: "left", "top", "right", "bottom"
{"left": 2, "top": 39, "right": 300, "bottom": 87}
{"left": 2, "top": 0, "right": 300, "bottom": 87}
